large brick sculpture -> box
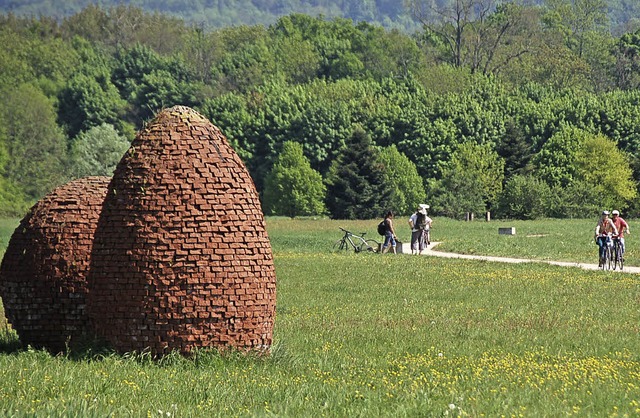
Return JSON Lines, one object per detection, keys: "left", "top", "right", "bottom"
{"left": 0, "top": 177, "right": 110, "bottom": 352}
{"left": 87, "top": 106, "right": 276, "bottom": 355}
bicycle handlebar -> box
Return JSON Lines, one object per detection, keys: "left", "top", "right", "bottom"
{"left": 611, "top": 234, "right": 630, "bottom": 239}
{"left": 338, "top": 227, "right": 367, "bottom": 239}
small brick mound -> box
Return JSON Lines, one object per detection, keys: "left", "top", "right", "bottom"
{"left": 0, "top": 177, "right": 110, "bottom": 352}
{"left": 87, "top": 106, "right": 276, "bottom": 355}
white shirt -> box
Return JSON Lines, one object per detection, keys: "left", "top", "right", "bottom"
{"left": 409, "top": 212, "right": 432, "bottom": 232}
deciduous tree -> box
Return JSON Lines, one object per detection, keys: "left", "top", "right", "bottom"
{"left": 57, "top": 66, "right": 126, "bottom": 138}
{"left": 407, "top": 0, "right": 494, "bottom": 68}
{"left": 378, "top": 145, "right": 426, "bottom": 216}
{"left": 69, "top": 124, "right": 130, "bottom": 178}
{"left": 532, "top": 125, "right": 583, "bottom": 188}
{"left": 573, "top": 134, "right": 637, "bottom": 209}
{"left": 1, "top": 84, "right": 68, "bottom": 201}
{"left": 448, "top": 142, "right": 504, "bottom": 208}
{"left": 497, "top": 175, "right": 550, "bottom": 220}
{"left": 428, "top": 170, "right": 485, "bottom": 219}
{"left": 615, "top": 29, "right": 640, "bottom": 90}
{"left": 263, "top": 141, "right": 326, "bottom": 217}
{"left": 534, "top": 127, "right": 636, "bottom": 213}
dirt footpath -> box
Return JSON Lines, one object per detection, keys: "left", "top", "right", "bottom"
{"left": 404, "top": 242, "right": 640, "bottom": 273}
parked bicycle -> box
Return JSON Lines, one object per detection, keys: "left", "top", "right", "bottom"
{"left": 333, "top": 227, "right": 380, "bottom": 253}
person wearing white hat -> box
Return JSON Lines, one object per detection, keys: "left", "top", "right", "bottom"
{"left": 611, "top": 210, "right": 630, "bottom": 256}
{"left": 408, "top": 204, "right": 432, "bottom": 255}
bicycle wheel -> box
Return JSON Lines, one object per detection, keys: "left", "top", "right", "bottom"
{"left": 362, "top": 239, "right": 380, "bottom": 253}
{"left": 333, "top": 239, "right": 349, "bottom": 252}
{"left": 606, "top": 246, "right": 613, "bottom": 270}
{"left": 618, "top": 244, "right": 624, "bottom": 270}
{"left": 599, "top": 245, "right": 609, "bottom": 270}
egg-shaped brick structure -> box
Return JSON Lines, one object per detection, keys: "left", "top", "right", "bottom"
{"left": 0, "top": 176, "right": 111, "bottom": 352}
{"left": 86, "top": 106, "right": 276, "bottom": 355}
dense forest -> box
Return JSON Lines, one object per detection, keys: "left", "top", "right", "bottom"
{"left": 2, "top": 1, "right": 640, "bottom": 220}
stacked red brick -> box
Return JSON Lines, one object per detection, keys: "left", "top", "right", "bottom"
{"left": 87, "top": 106, "right": 276, "bottom": 355}
{"left": 0, "top": 177, "right": 110, "bottom": 352}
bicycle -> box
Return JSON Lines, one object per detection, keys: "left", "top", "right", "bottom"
{"left": 597, "top": 234, "right": 613, "bottom": 270}
{"left": 612, "top": 237, "right": 624, "bottom": 270}
{"left": 333, "top": 227, "right": 380, "bottom": 253}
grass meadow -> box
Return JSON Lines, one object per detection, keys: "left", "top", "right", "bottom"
{"left": 0, "top": 217, "right": 639, "bottom": 416}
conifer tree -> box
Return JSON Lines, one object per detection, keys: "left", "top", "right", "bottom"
{"left": 325, "top": 127, "right": 392, "bottom": 219}
{"left": 497, "top": 119, "right": 533, "bottom": 178}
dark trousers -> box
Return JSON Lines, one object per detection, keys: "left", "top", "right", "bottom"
{"left": 596, "top": 235, "right": 611, "bottom": 259}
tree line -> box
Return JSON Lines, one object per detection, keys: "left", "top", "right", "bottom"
{"left": 1, "top": 0, "right": 419, "bottom": 31}
{"left": 1, "top": 2, "right": 640, "bottom": 219}
{"left": 3, "top": 0, "right": 639, "bottom": 35}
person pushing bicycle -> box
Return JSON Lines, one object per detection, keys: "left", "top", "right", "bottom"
{"left": 611, "top": 210, "right": 630, "bottom": 254}
{"left": 408, "top": 204, "right": 432, "bottom": 255}
{"left": 594, "top": 210, "right": 618, "bottom": 267}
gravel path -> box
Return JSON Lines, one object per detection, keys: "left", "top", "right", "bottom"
{"left": 403, "top": 242, "right": 640, "bottom": 273}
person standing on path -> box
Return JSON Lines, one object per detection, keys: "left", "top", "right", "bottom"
{"left": 381, "top": 210, "right": 398, "bottom": 254}
{"left": 408, "top": 204, "right": 432, "bottom": 255}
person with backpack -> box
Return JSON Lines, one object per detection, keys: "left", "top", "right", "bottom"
{"left": 408, "top": 204, "right": 432, "bottom": 255}
{"left": 380, "top": 210, "right": 398, "bottom": 254}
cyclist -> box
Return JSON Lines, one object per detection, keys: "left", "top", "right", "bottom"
{"left": 611, "top": 210, "right": 631, "bottom": 255}
{"left": 594, "top": 210, "right": 618, "bottom": 266}
{"left": 380, "top": 210, "right": 398, "bottom": 254}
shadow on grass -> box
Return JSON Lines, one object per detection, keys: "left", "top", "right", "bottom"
{"left": 0, "top": 329, "right": 284, "bottom": 367}
{"left": 0, "top": 327, "right": 116, "bottom": 360}
{"left": 0, "top": 327, "right": 22, "bottom": 354}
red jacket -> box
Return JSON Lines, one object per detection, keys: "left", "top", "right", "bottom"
{"left": 612, "top": 217, "right": 629, "bottom": 238}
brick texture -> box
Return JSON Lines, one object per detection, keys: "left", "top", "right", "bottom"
{"left": 0, "top": 177, "right": 110, "bottom": 352}
{"left": 86, "top": 106, "right": 276, "bottom": 355}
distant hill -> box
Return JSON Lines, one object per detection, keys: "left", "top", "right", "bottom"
{"left": 0, "top": 0, "right": 420, "bottom": 31}
{"left": 0, "top": 0, "right": 638, "bottom": 34}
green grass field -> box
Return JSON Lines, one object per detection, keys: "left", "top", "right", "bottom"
{"left": 0, "top": 217, "right": 639, "bottom": 416}
{"left": 268, "top": 216, "right": 639, "bottom": 265}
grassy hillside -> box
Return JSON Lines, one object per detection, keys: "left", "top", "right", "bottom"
{"left": 267, "top": 217, "right": 639, "bottom": 265}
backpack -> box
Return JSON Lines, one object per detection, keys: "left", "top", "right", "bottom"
{"left": 377, "top": 220, "right": 386, "bottom": 236}
{"left": 415, "top": 213, "right": 427, "bottom": 230}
